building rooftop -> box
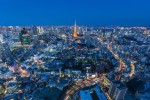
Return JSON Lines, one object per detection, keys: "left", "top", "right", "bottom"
{"left": 80, "top": 90, "right": 92, "bottom": 100}
{"left": 79, "top": 84, "right": 107, "bottom": 100}
{"left": 112, "top": 80, "right": 127, "bottom": 89}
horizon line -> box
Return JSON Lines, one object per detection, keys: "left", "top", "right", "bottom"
{"left": 0, "top": 24, "right": 149, "bottom": 27}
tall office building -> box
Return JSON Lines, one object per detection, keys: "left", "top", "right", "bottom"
{"left": 33, "top": 25, "right": 38, "bottom": 35}
{"left": 32, "top": 35, "right": 40, "bottom": 48}
{"left": 73, "top": 21, "right": 78, "bottom": 38}
{"left": 33, "top": 26, "right": 44, "bottom": 35}
{"left": 20, "top": 28, "right": 31, "bottom": 45}
{"left": 0, "top": 42, "right": 14, "bottom": 65}
{"left": 8, "top": 26, "right": 13, "bottom": 37}
{"left": 22, "top": 34, "right": 31, "bottom": 45}
{"left": 0, "top": 34, "right": 4, "bottom": 43}
{"left": 38, "top": 26, "right": 44, "bottom": 35}
{"left": 20, "top": 28, "right": 26, "bottom": 45}
{"left": 108, "top": 80, "right": 127, "bottom": 100}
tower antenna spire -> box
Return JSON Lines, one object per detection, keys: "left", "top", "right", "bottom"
{"left": 75, "top": 20, "right": 76, "bottom": 26}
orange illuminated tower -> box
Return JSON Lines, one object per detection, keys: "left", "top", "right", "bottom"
{"left": 73, "top": 21, "right": 78, "bottom": 38}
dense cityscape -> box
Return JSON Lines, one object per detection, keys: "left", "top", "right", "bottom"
{"left": 0, "top": 22, "right": 150, "bottom": 100}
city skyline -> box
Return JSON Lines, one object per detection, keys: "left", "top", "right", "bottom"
{"left": 0, "top": 24, "right": 150, "bottom": 99}
{"left": 0, "top": 0, "right": 150, "bottom": 26}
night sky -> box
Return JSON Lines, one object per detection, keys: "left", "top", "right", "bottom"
{"left": 0, "top": 0, "right": 150, "bottom": 26}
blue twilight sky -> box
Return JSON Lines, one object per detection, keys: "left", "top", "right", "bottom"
{"left": 0, "top": 0, "right": 149, "bottom": 26}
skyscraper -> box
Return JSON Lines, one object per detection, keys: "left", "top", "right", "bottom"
{"left": 33, "top": 26, "right": 44, "bottom": 35}
{"left": 0, "top": 33, "right": 4, "bottom": 43}
{"left": 20, "top": 28, "right": 31, "bottom": 45}
{"left": 32, "top": 35, "right": 40, "bottom": 48}
{"left": 38, "top": 26, "right": 44, "bottom": 35}
{"left": 0, "top": 42, "right": 14, "bottom": 65}
{"left": 108, "top": 80, "right": 127, "bottom": 100}
{"left": 22, "top": 34, "right": 31, "bottom": 45}
{"left": 33, "top": 25, "right": 38, "bottom": 35}
{"left": 73, "top": 21, "right": 78, "bottom": 38}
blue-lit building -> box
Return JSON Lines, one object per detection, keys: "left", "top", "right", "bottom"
{"left": 78, "top": 84, "right": 107, "bottom": 100}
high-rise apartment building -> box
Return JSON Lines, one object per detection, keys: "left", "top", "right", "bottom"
{"left": 108, "top": 80, "right": 127, "bottom": 100}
